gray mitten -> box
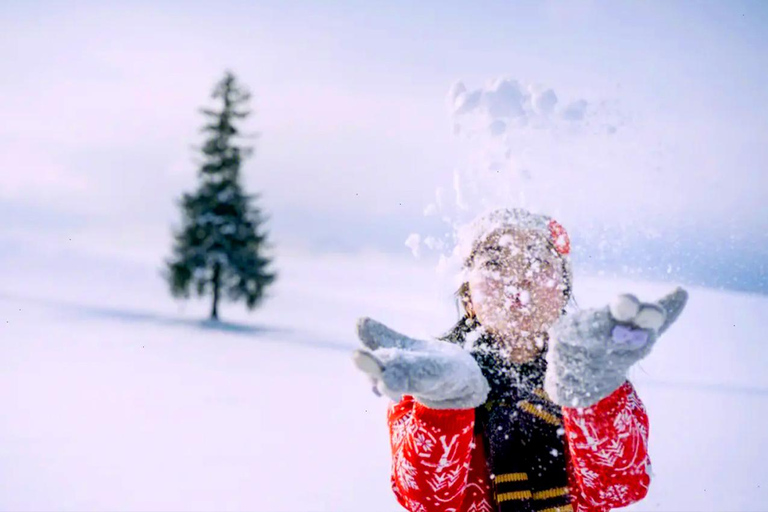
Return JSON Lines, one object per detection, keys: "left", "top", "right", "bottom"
{"left": 352, "top": 318, "right": 490, "bottom": 409}
{"left": 545, "top": 287, "right": 688, "bottom": 408}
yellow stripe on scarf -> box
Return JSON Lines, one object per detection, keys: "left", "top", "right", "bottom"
{"left": 537, "top": 505, "right": 573, "bottom": 512}
{"left": 532, "top": 487, "right": 569, "bottom": 500}
{"left": 517, "top": 400, "right": 562, "bottom": 426}
{"left": 497, "top": 490, "right": 533, "bottom": 502}
{"left": 495, "top": 472, "right": 529, "bottom": 483}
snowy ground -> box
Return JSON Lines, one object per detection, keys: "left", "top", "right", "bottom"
{"left": 1, "top": 252, "right": 767, "bottom": 511}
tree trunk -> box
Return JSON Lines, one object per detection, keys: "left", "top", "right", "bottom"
{"left": 211, "top": 262, "right": 221, "bottom": 321}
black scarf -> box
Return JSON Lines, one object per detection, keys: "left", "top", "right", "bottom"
{"left": 447, "top": 323, "right": 573, "bottom": 512}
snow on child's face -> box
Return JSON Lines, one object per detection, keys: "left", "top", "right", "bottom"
{"left": 467, "top": 228, "right": 566, "bottom": 352}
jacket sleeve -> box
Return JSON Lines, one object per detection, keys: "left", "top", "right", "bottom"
{"left": 561, "top": 381, "right": 652, "bottom": 512}
{"left": 387, "top": 395, "right": 477, "bottom": 512}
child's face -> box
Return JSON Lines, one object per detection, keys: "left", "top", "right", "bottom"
{"left": 467, "top": 228, "right": 567, "bottom": 351}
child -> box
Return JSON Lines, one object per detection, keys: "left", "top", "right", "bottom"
{"left": 353, "top": 208, "right": 687, "bottom": 512}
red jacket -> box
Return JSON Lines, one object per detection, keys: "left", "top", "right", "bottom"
{"left": 387, "top": 381, "right": 650, "bottom": 512}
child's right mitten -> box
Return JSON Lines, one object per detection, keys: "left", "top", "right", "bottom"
{"left": 352, "top": 318, "right": 490, "bottom": 410}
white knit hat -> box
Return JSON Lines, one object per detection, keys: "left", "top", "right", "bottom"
{"left": 457, "top": 208, "right": 573, "bottom": 293}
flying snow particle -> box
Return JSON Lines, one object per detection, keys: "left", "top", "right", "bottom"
{"left": 405, "top": 233, "right": 421, "bottom": 258}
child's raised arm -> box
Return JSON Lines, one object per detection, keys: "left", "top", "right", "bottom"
{"left": 545, "top": 287, "right": 688, "bottom": 510}
{"left": 387, "top": 395, "right": 481, "bottom": 512}
{"left": 353, "top": 318, "right": 492, "bottom": 511}
{"left": 561, "top": 380, "right": 652, "bottom": 511}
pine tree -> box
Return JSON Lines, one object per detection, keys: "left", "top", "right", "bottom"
{"left": 166, "top": 71, "right": 276, "bottom": 321}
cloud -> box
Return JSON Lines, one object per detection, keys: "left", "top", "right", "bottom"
{"left": 532, "top": 87, "right": 558, "bottom": 115}
{"left": 448, "top": 77, "right": 589, "bottom": 134}
{"left": 485, "top": 79, "right": 526, "bottom": 119}
{"left": 561, "top": 99, "right": 588, "bottom": 121}
{"left": 489, "top": 119, "right": 507, "bottom": 136}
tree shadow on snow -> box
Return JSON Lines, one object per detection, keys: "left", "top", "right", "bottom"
{"left": 81, "top": 305, "right": 283, "bottom": 336}
{"left": 84, "top": 305, "right": 355, "bottom": 352}
{"left": 0, "top": 292, "right": 355, "bottom": 353}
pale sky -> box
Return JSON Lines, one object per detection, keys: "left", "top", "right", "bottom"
{"left": 1, "top": 1, "right": 767, "bottom": 271}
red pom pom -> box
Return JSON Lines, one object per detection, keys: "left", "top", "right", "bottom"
{"left": 548, "top": 219, "right": 570, "bottom": 255}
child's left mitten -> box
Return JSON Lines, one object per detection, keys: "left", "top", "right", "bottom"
{"left": 545, "top": 287, "right": 688, "bottom": 408}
